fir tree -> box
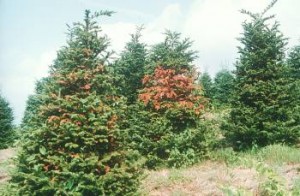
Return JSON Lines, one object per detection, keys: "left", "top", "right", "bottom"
{"left": 147, "top": 31, "right": 197, "bottom": 73}
{"left": 198, "top": 72, "right": 214, "bottom": 100}
{"left": 212, "top": 69, "right": 235, "bottom": 106}
{"left": 287, "top": 44, "right": 300, "bottom": 135}
{"left": 10, "top": 10, "right": 141, "bottom": 195}
{"left": 287, "top": 44, "right": 300, "bottom": 79}
{"left": 223, "top": 0, "right": 300, "bottom": 149}
{"left": 287, "top": 44, "right": 300, "bottom": 99}
{"left": 0, "top": 93, "right": 14, "bottom": 149}
{"left": 128, "top": 31, "right": 213, "bottom": 168}
{"left": 114, "top": 27, "right": 147, "bottom": 104}
{"left": 22, "top": 77, "right": 51, "bottom": 130}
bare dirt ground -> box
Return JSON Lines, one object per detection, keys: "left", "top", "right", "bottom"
{"left": 142, "top": 162, "right": 258, "bottom": 195}
{"left": 0, "top": 148, "right": 16, "bottom": 183}
{"left": 0, "top": 148, "right": 16, "bottom": 162}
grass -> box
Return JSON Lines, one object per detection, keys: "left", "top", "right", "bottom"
{"left": 141, "top": 144, "right": 300, "bottom": 195}
{"left": 1, "top": 144, "right": 299, "bottom": 195}
{"left": 139, "top": 168, "right": 193, "bottom": 195}
{"left": 258, "top": 144, "right": 300, "bottom": 165}
{"left": 292, "top": 178, "right": 300, "bottom": 195}
{"left": 141, "top": 161, "right": 258, "bottom": 195}
{"left": 209, "top": 144, "right": 300, "bottom": 166}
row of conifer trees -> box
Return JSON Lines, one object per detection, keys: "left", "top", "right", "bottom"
{"left": 1, "top": 0, "right": 299, "bottom": 194}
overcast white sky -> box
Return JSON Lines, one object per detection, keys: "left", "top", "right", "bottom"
{"left": 0, "top": 0, "right": 299, "bottom": 124}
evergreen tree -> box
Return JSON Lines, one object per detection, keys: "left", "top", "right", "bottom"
{"left": 0, "top": 93, "right": 14, "bottom": 149}
{"left": 212, "top": 69, "right": 235, "bottom": 106}
{"left": 22, "top": 77, "right": 51, "bottom": 130}
{"left": 287, "top": 44, "right": 300, "bottom": 134}
{"left": 287, "top": 44, "right": 300, "bottom": 99}
{"left": 10, "top": 10, "right": 141, "bottom": 195}
{"left": 223, "top": 0, "right": 300, "bottom": 149}
{"left": 147, "top": 30, "right": 197, "bottom": 73}
{"left": 287, "top": 44, "right": 300, "bottom": 79}
{"left": 127, "top": 31, "right": 214, "bottom": 168}
{"left": 198, "top": 72, "right": 214, "bottom": 100}
{"left": 114, "top": 27, "right": 147, "bottom": 104}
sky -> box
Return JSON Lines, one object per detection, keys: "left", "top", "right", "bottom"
{"left": 0, "top": 0, "right": 299, "bottom": 124}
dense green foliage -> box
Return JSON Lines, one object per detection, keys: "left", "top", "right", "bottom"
{"left": 198, "top": 70, "right": 234, "bottom": 107}
{"left": 10, "top": 10, "right": 141, "bottom": 195}
{"left": 287, "top": 44, "right": 300, "bottom": 76}
{"left": 147, "top": 31, "right": 197, "bottom": 73}
{"left": 125, "top": 32, "right": 215, "bottom": 168}
{"left": 113, "top": 27, "right": 147, "bottom": 104}
{"left": 198, "top": 72, "right": 213, "bottom": 100}
{"left": 127, "top": 106, "right": 216, "bottom": 168}
{"left": 212, "top": 69, "right": 235, "bottom": 106}
{"left": 287, "top": 44, "right": 300, "bottom": 103}
{"left": 0, "top": 94, "right": 14, "bottom": 149}
{"left": 21, "top": 77, "right": 51, "bottom": 130}
{"left": 223, "top": 1, "right": 300, "bottom": 149}
{"left": 4, "top": 1, "right": 299, "bottom": 194}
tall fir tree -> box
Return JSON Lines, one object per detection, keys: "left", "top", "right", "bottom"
{"left": 223, "top": 0, "right": 300, "bottom": 149}
{"left": 287, "top": 44, "right": 300, "bottom": 135}
{"left": 127, "top": 31, "right": 214, "bottom": 168}
{"left": 0, "top": 93, "right": 14, "bottom": 149}
{"left": 113, "top": 27, "right": 147, "bottom": 104}
{"left": 10, "top": 10, "right": 141, "bottom": 195}
{"left": 212, "top": 69, "right": 235, "bottom": 106}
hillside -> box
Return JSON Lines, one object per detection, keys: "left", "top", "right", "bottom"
{"left": 1, "top": 146, "right": 299, "bottom": 195}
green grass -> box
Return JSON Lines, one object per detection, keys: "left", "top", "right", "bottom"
{"left": 1, "top": 144, "right": 299, "bottom": 195}
{"left": 209, "top": 144, "right": 300, "bottom": 166}
{"left": 257, "top": 144, "right": 300, "bottom": 165}
{"left": 208, "top": 147, "right": 239, "bottom": 165}
{"left": 207, "top": 144, "right": 300, "bottom": 195}
{"left": 292, "top": 178, "right": 300, "bottom": 195}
